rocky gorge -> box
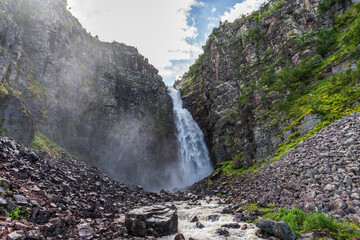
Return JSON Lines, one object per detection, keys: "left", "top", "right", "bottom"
{"left": 0, "top": 0, "right": 360, "bottom": 239}
{"left": 0, "top": 0, "right": 178, "bottom": 191}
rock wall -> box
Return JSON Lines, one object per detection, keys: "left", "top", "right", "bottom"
{"left": 175, "top": 0, "right": 360, "bottom": 168}
{"left": 0, "top": 0, "right": 178, "bottom": 190}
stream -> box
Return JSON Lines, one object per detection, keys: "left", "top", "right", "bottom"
{"left": 161, "top": 198, "right": 261, "bottom": 240}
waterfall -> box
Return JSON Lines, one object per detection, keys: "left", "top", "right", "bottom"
{"left": 167, "top": 87, "right": 213, "bottom": 189}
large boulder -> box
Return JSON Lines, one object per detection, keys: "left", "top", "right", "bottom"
{"left": 256, "top": 219, "right": 296, "bottom": 240}
{"left": 125, "top": 205, "right": 178, "bottom": 237}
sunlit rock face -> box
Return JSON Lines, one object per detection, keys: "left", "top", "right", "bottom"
{"left": 175, "top": 0, "right": 357, "bottom": 169}
{"left": 0, "top": 0, "right": 177, "bottom": 191}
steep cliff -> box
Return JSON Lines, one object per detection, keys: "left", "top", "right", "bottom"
{"left": 175, "top": 0, "right": 360, "bottom": 170}
{"left": 0, "top": 0, "right": 177, "bottom": 190}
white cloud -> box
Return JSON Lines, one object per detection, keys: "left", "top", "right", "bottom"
{"left": 221, "top": 0, "right": 268, "bottom": 22}
{"left": 67, "top": 0, "right": 203, "bottom": 84}
{"left": 211, "top": 7, "right": 216, "bottom": 13}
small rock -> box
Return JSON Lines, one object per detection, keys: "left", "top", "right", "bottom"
{"left": 0, "top": 197, "right": 7, "bottom": 205}
{"left": 241, "top": 223, "right": 248, "bottom": 230}
{"left": 221, "top": 223, "right": 240, "bottom": 229}
{"left": 13, "top": 195, "right": 28, "bottom": 205}
{"left": 174, "top": 233, "right": 185, "bottom": 240}
{"left": 207, "top": 215, "right": 219, "bottom": 222}
{"left": 7, "top": 230, "right": 25, "bottom": 240}
{"left": 77, "top": 223, "right": 95, "bottom": 239}
{"left": 215, "top": 228, "right": 229, "bottom": 236}
{"left": 195, "top": 222, "right": 205, "bottom": 229}
{"left": 189, "top": 215, "right": 199, "bottom": 222}
{"left": 25, "top": 230, "right": 43, "bottom": 240}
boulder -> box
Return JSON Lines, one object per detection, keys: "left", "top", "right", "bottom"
{"left": 125, "top": 218, "right": 146, "bottom": 237}
{"left": 256, "top": 219, "right": 296, "bottom": 240}
{"left": 126, "top": 205, "right": 178, "bottom": 236}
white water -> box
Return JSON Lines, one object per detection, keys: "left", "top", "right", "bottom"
{"left": 167, "top": 88, "right": 213, "bottom": 189}
{"left": 160, "top": 198, "right": 261, "bottom": 240}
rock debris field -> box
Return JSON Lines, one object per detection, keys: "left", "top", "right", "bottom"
{"left": 191, "top": 113, "right": 360, "bottom": 224}
{"left": 0, "top": 133, "right": 196, "bottom": 239}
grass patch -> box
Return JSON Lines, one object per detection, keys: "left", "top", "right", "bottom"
{"left": 217, "top": 158, "right": 266, "bottom": 176}
{"left": 262, "top": 208, "right": 360, "bottom": 239}
{"left": 31, "top": 131, "right": 62, "bottom": 155}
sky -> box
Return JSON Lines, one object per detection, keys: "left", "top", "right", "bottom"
{"left": 67, "top": 0, "right": 267, "bottom": 85}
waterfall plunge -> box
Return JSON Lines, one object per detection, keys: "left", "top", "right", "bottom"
{"left": 167, "top": 87, "right": 213, "bottom": 190}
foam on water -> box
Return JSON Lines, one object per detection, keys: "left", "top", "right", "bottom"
{"left": 161, "top": 199, "right": 261, "bottom": 239}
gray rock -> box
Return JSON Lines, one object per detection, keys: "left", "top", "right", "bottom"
{"left": 125, "top": 218, "right": 146, "bottom": 237}
{"left": 77, "top": 223, "right": 94, "bottom": 239}
{"left": 7, "top": 230, "right": 25, "bottom": 240}
{"left": 215, "top": 228, "right": 230, "bottom": 236}
{"left": 256, "top": 219, "right": 295, "bottom": 240}
{"left": 13, "top": 195, "right": 28, "bottom": 205}
{"left": 0, "top": 197, "right": 7, "bottom": 205}
{"left": 196, "top": 222, "right": 205, "bottom": 229}
{"left": 300, "top": 114, "right": 321, "bottom": 136}
{"left": 126, "top": 205, "right": 178, "bottom": 236}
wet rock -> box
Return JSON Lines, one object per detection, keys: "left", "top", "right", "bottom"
{"left": 126, "top": 205, "right": 178, "bottom": 236}
{"left": 241, "top": 223, "right": 248, "bottom": 230}
{"left": 189, "top": 215, "right": 199, "bottom": 222}
{"left": 221, "top": 207, "right": 234, "bottom": 214}
{"left": 195, "top": 222, "right": 205, "bottom": 229}
{"left": 207, "top": 215, "right": 220, "bottom": 222}
{"left": 125, "top": 217, "right": 147, "bottom": 237}
{"left": 215, "top": 228, "right": 230, "bottom": 236}
{"left": 147, "top": 228, "right": 159, "bottom": 237}
{"left": 221, "top": 223, "right": 240, "bottom": 229}
{"left": 174, "top": 233, "right": 185, "bottom": 240}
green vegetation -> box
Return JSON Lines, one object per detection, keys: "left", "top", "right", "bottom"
{"left": 240, "top": 3, "right": 360, "bottom": 164}
{"left": 263, "top": 208, "right": 360, "bottom": 239}
{"left": 318, "top": 0, "right": 341, "bottom": 14}
{"left": 316, "top": 27, "right": 337, "bottom": 56}
{"left": 239, "top": 204, "right": 360, "bottom": 239}
{"left": 31, "top": 131, "right": 62, "bottom": 155}
{"left": 217, "top": 158, "right": 266, "bottom": 176}
{"left": 253, "top": 0, "right": 285, "bottom": 23}
{"left": 6, "top": 207, "right": 30, "bottom": 220}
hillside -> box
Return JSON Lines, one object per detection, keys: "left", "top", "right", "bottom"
{"left": 175, "top": 0, "right": 360, "bottom": 170}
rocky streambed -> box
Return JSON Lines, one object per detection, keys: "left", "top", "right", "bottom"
{"left": 161, "top": 200, "right": 260, "bottom": 240}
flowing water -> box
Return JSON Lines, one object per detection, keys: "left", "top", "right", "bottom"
{"left": 161, "top": 198, "right": 261, "bottom": 239}
{"left": 167, "top": 88, "right": 214, "bottom": 190}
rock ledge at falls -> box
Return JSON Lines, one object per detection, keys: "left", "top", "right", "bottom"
{"left": 190, "top": 112, "right": 360, "bottom": 224}
{"left": 0, "top": 132, "right": 194, "bottom": 239}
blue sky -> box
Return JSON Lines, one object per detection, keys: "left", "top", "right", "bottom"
{"left": 68, "top": 0, "right": 267, "bottom": 85}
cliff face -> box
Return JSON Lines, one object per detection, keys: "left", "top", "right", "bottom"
{"left": 0, "top": 0, "right": 177, "bottom": 190}
{"left": 175, "top": 0, "right": 360, "bottom": 169}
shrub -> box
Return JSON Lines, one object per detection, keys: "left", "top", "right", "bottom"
{"left": 6, "top": 207, "right": 30, "bottom": 220}
{"left": 316, "top": 27, "right": 336, "bottom": 56}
